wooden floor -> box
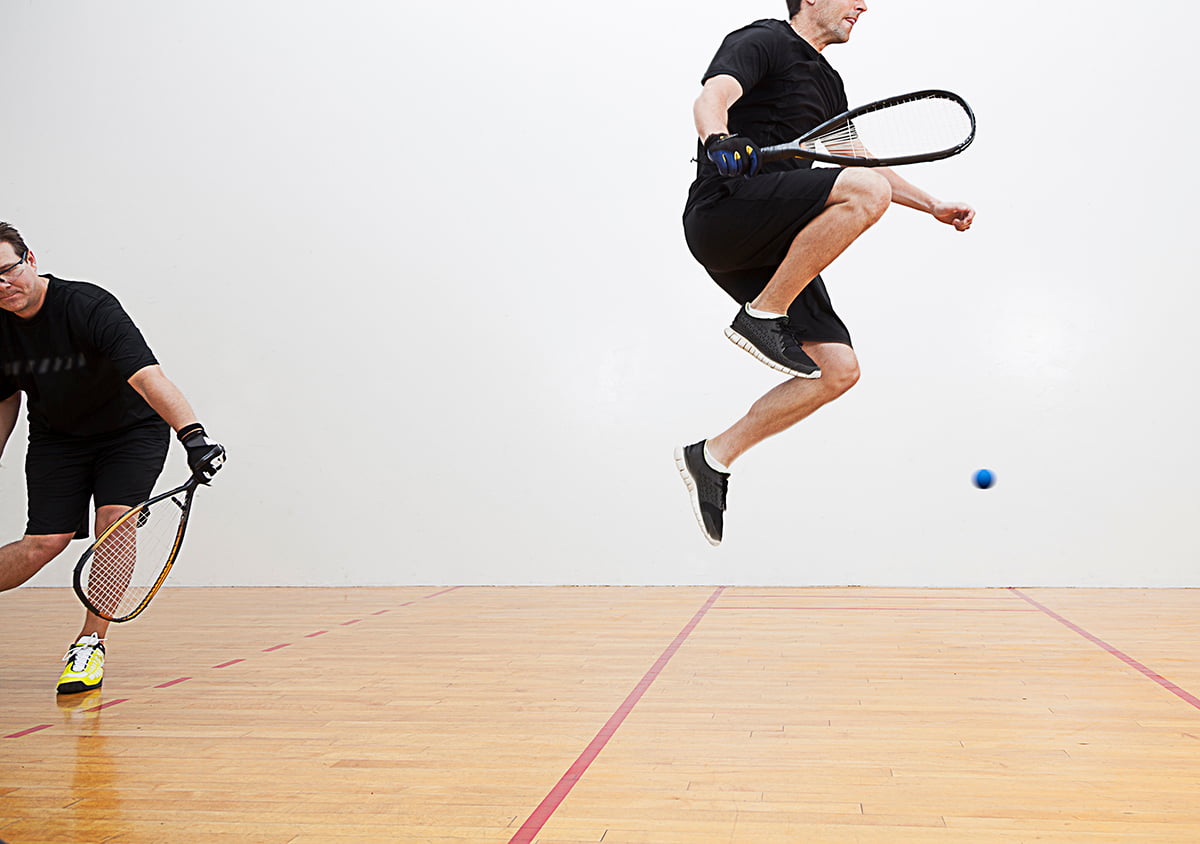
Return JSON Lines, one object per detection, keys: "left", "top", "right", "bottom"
{"left": 2, "top": 586, "right": 1199, "bottom": 843}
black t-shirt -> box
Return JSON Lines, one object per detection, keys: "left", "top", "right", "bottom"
{"left": 0, "top": 276, "right": 160, "bottom": 437}
{"left": 694, "top": 19, "right": 849, "bottom": 179}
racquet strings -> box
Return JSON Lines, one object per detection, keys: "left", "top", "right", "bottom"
{"left": 807, "top": 94, "right": 973, "bottom": 161}
{"left": 80, "top": 495, "right": 187, "bottom": 619}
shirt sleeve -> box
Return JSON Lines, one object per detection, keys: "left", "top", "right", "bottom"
{"left": 79, "top": 288, "right": 159, "bottom": 381}
{"left": 701, "top": 24, "right": 775, "bottom": 93}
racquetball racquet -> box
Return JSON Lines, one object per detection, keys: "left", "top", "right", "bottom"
{"left": 72, "top": 470, "right": 212, "bottom": 623}
{"left": 760, "top": 89, "right": 976, "bottom": 167}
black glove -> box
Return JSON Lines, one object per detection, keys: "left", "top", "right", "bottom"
{"left": 704, "top": 133, "right": 761, "bottom": 178}
{"left": 177, "top": 422, "right": 226, "bottom": 484}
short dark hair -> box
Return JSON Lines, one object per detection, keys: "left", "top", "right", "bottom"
{"left": 0, "top": 222, "right": 28, "bottom": 258}
{"left": 787, "top": 0, "right": 803, "bottom": 16}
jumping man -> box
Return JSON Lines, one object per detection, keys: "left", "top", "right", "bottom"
{"left": 676, "top": 0, "right": 974, "bottom": 544}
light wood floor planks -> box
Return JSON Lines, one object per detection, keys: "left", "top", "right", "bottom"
{"left": 2, "top": 586, "right": 1199, "bottom": 842}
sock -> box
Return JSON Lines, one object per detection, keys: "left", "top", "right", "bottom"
{"left": 745, "top": 303, "right": 787, "bottom": 320}
{"left": 703, "top": 443, "right": 731, "bottom": 474}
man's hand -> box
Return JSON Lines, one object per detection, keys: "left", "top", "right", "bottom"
{"left": 932, "top": 201, "right": 975, "bottom": 231}
{"left": 177, "top": 423, "right": 226, "bottom": 484}
{"left": 704, "top": 134, "right": 761, "bottom": 178}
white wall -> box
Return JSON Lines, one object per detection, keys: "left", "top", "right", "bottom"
{"left": 4, "top": 2, "right": 1197, "bottom": 586}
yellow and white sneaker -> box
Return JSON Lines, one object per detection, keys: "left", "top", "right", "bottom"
{"left": 57, "top": 634, "right": 105, "bottom": 695}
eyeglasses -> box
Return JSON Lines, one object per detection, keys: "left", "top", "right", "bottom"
{"left": 0, "top": 250, "right": 27, "bottom": 283}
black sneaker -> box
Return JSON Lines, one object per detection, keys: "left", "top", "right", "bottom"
{"left": 724, "top": 305, "right": 821, "bottom": 379}
{"left": 674, "top": 441, "right": 729, "bottom": 546}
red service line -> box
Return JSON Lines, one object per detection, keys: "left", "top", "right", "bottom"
{"left": 5, "top": 585, "right": 465, "bottom": 740}
{"left": 509, "top": 586, "right": 726, "bottom": 844}
{"left": 1009, "top": 588, "right": 1200, "bottom": 711}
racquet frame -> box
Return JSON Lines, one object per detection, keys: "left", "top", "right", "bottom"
{"left": 759, "top": 89, "right": 976, "bottom": 167}
{"left": 72, "top": 476, "right": 200, "bottom": 623}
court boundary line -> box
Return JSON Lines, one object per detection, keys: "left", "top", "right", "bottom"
{"left": 1008, "top": 587, "right": 1200, "bottom": 711}
{"left": 508, "top": 586, "right": 726, "bottom": 844}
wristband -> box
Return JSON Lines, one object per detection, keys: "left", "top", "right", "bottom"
{"left": 177, "top": 422, "right": 206, "bottom": 443}
{"left": 703, "top": 133, "right": 730, "bottom": 152}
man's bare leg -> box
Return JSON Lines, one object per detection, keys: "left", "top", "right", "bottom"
{"left": 73, "top": 504, "right": 129, "bottom": 641}
{"left": 751, "top": 169, "right": 892, "bottom": 315}
{"left": 706, "top": 343, "right": 860, "bottom": 467}
{"left": 56, "top": 504, "right": 131, "bottom": 694}
{"left": 679, "top": 170, "right": 884, "bottom": 542}
{"left": 675, "top": 344, "right": 860, "bottom": 545}
{"left": 0, "top": 533, "right": 72, "bottom": 591}
{"left": 0, "top": 505, "right": 128, "bottom": 640}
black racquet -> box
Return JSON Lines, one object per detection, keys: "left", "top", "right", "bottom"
{"left": 760, "top": 90, "right": 975, "bottom": 167}
{"left": 73, "top": 473, "right": 208, "bottom": 623}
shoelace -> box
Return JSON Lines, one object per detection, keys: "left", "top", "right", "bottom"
{"left": 773, "top": 320, "right": 802, "bottom": 349}
{"left": 778, "top": 325, "right": 815, "bottom": 364}
{"left": 63, "top": 636, "right": 102, "bottom": 670}
{"left": 64, "top": 645, "right": 95, "bottom": 671}
{"left": 761, "top": 316, "right": 803, "bottom": 352}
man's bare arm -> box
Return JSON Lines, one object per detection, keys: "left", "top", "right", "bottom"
{"left": 694, "top": 74, "right": 744, "bottom": 139}
{"left": 0, "top": 393, "right": 20, "bottom": 461}
{"left": 127, "top": 365, "right": 199, "bottom": 433}
{"left": 878, "top": 167, "right": 975, "bottom": 231}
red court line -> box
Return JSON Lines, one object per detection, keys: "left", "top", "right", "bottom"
{"left": 6, "top": 586, "right": 465, "bottom": 740}
{"left": 1009, "top": 588, "right": 1200, "bottom": 711}
{"left": 305, "top": 630, "right": 329, "bottom": 638}
{"left": 341, "top": 619, "right": 362, "bottom": 626}
{"left": 509, "top": 586, "right": 727, "bottom": 844}
{"left": 714, "top": 606, "right": 1036, "bottom": 612}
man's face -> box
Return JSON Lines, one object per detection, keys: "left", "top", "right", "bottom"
{"left": 814, "top": 0, "right": 867, "bottom": 46}
{"left": 0, "top": 242, "right": 45, "bottom": 318}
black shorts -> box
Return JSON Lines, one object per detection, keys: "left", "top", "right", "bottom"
{"left": 25, "top": 421, "right": 170, "bottom": 537}
{"left": 683, "top": 166, "right": 852, "bottom": 346}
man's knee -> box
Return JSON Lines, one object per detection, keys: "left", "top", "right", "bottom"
{"left": 832, "top": 169, "right": 892, "bottom": 223}
{"left": 824, "top": 359, "right": 860, "bottom": 396}
{"left": 813, "top": 347, "right": 860, "bottom": 397}
{"left": 95, "top": 504, "right": 132, "bottom": 535}
{"left": 23, "top": 533, "right": 73, "bottom": 563}
{"left": 0, "top": 533, "right": 72, "bottom": 592}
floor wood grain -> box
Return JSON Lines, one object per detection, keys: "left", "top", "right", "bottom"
{"left": 2, "top": 586, "right": 1198, "bottom": 842}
